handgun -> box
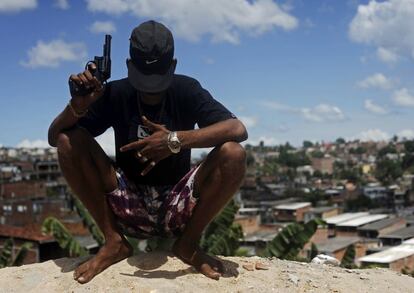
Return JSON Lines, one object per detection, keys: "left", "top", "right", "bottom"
{"left": 69, "top": 34, "right": 112, "bottom": 96}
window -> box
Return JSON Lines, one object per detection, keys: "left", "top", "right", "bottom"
{"left": 17, "top": 205, "right": 27, "bottom": 213}
{"left": 2, "top": 205, "right": 12, "bottom": 215}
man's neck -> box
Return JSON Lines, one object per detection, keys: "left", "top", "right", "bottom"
{"left": 140, "top": 92, "right": 165, "bottom": 106}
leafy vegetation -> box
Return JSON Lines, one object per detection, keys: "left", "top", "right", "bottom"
{"left": 261, "top": 218, "right": 324, "bottom": 260}
{"left": 341, "top": 244, "right": 356, "bottom": 269}
{"left": 375, "top": 158, "right": 403, "bottom": 185}
{"left": 72, "top": 197, "right": 104, "bottom": 246}
{"left": 42, "top": 217, "right": 87, "bottom": 257}
{"left": 201, "top": 200, "right": 243, "bottom": 256}
{"left": 0, "top": 238, "right": 32, "bottom": 268}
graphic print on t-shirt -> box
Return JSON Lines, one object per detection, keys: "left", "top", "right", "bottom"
{"left": 137, "top": 125, "right": 151, "bottom": 139}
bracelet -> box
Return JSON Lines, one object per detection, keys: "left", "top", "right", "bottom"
{"left": 68, "top": 100, "right": 88, "bottom": 118}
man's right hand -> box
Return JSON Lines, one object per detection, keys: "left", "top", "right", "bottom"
{"left": 69, "top": 63, "right": 105, "bottom": 113}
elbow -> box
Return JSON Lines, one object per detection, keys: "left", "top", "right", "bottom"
{"left": 48, "top": 128, "right": 57, "bottom": 148}
{"left": 48, "top": 124, "right": 60, "bottom": 148}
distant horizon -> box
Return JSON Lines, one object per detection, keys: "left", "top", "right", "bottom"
{"left": 1, "top": 129, "right": 411, "bottom": 156}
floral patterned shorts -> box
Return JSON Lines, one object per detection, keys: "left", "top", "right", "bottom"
{"left": 106, "top": 164, "right": 201, "bottom": 239}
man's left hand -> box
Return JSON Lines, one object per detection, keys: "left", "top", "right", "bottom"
{"left": 120, "top": 116, "right": 172, "bottom": 176}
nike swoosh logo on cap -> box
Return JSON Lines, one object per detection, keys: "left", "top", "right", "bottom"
{"left": 145, "top": 59, "right": 158, "bottom": 64}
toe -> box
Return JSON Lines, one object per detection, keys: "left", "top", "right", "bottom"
{"left": 200, "top": 264, "right": 221, "bottom": 280}
{"left": 74, "top": 264, "right": 87, "bottom": 280}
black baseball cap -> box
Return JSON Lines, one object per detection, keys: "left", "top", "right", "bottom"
{"left": 127, "top": 20, "right": 176, "bottom": 93}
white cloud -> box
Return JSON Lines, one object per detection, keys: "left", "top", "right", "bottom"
{"left": 54, "top": 0, "right": 69, "bottom": 9}
{"left": 245, "top": 135, "right": 279, "bottom": 146}
{"left": 392, "top": 88, "right": 414, "bottom": 107}
{"left": 377, "top": 47, "right": 399, "bottom": 63}
{"left": 21, "top": 39, "right": 87, "bottom": 68}
{"left": 17, "top": 139, "right": 49, "bottom": 148}
{"left": 398, "top": 129, "right": 414, "bottom": 139}
{"left": 355, "top": 129, "right": 390, "bottom": 142}
{"left": 239, "top": 116, "right": 257, "bottom": 129}
{"left": 300, "top": 104, "right": 345, "bottom": 122}
{"left": 89, "top": 21, "right": 116, "bottom": 34}
{"left": 95, "top": 129, "right": 116, "bottom": 156}
{"left": 260, "top": 101, "right": 294, "bottom": 111}
{"left": 261, "top": 101, "right": 345, "bottom": 123}
{"left": 85, "top": 0, "right": 298, "bottom": 44}
{"left": 357, "top": 73, "right": 393, "bottom": 90}
{"left": 0, "top": 0, "right": 37, "bottom": 12}
{"left": 364, "top": 99, "right": 388, "bottom": 114}
{"left": 349, "top": 0, "right": 414, "bottom": 63}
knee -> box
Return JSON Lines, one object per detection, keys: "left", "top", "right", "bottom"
{"left": 56, "top": 128, "right": 88, "bottom": 162}
{"left": 217, "top": 142, "right": 247, "bottom": 171}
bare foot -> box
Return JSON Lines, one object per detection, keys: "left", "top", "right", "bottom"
{"left": 73, "top": 237, "right": 132, "bottom": 284}
{"left": 172, "top": 239, "right": 224, "bottom": 280}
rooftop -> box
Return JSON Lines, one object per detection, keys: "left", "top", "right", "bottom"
{"left": 309, "top": 206, "right": 339, "bottom": 214}
{"left": 358, "top": 217, "right": 404, "bottom": 232}
{"left": 325, "top": 212, "right": 369, "bottom": 225}
{"left": 0, "top": 224, "right": 52, "bottom": 243}
{"left": 243, "top": 231, "right": 279, "bottom": 242}
{"left": 274, "top": 202, "right": 311, "bottom": 210}
{"left": 336, "top": 214, "right": 388, "bottom": 228}
{"left": 315, "top": 237, "right": 361, "bottom": 253}
{"left": 379, "top": 226, "right": 414, "bottom": 240}
{"left": 359, "top": 241, "right": 414, "bottom": 264}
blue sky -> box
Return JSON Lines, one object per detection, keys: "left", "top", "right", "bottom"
{"left": 1, "top": 0, "right": 414, "bottom": 156}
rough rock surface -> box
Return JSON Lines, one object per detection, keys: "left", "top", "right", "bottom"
{"left": 0, "top": 252, "right": 413, "bottom": 292}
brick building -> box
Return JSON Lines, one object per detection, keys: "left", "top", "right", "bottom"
{"left": 273, "top": 202, "right": 311, "bottom": 222}
{"left": 359, "top": 238, "right": 414, "bottom": 272}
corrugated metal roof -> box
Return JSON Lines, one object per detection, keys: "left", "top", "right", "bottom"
{"left": 309, "top": 206, "right": 338, "bottom": 214}
{"left": 359, "top": 242, "right": 414, "bottom": 263}
{"left": 380, "top": 226, "right": 414, "bottom": 240}
{"left": 275, "top": 202, "right": 311, "bottom": 210}
{"left": 325, "top": 212, "right": 369, "bottom": 225}
{"left": 336, "top": 214, "right": 388, "bottom": 228}
{"left": 358, "top": 217, "right": 404, "bottom": 232}
{"left": 316, "top": 237, "right": 361, "bottom": 253}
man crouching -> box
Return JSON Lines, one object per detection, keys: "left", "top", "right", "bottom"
{"left": 48, "top": 20, "right": 247, "bottom": 283}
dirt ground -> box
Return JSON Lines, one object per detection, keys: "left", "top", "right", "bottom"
{"left": 0, "top": 252, "right": 413, "bottom": 292}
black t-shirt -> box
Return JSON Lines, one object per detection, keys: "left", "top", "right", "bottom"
{"left": 77, "top": 74, "right": 236, "bottom": 186}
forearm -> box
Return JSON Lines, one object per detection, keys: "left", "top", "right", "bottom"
{"left": 48, "top": 101, "right": 85, "bottom": 147}
{"left": 177, "top": 119, "right": 248, "bottom": 149}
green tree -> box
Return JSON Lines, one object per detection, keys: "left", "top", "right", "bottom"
{"left": 303, "top": 141, "right": 314, "bottom": 148}
{"left": 404, "top": 140, "right": 414, "bottom": 153}
{"left": 262, "top": 157, "right": 279, "bottom": 176}
{"left": 378, "top": 145, "right": 397, "bottom": 158}
{"left": 375, "top": 158, "right": 403, "bottom": 185}
{"left": 341, "top": 244, "right": 356, "bottom": 269}
{"left": 345, "top": 195, "right": 378, "bottom": 211}
{"left": 310, "top": 242, "right": 318, "bottom": 260}
{"left": 42, "top": 217, "right": 88, "bottom": 257}
{"left": 246, "top": 152, "right": 255, "bottom": 167}
{"left": 73, "top": 197, "right": 104, "bottom": 246}
{"left": 304, "top": 189, "right": 325, "bottom": 206}
{"left": 0, "top": 238, "right": 32, "bottom": 268}
{"left": 311, "top": 151, "right": 324, "bottom": 158}
{"left": 336, "top": 138, "right": 346, "bottom": 144}
{"left": 261, "top": 218, "right": 324, "bottom": 260}
{"left": 200, "top": 200, "right": 243, "bottom": 256}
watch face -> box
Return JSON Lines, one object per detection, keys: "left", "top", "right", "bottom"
{"left": 168, "top": 134, "right": 181, "bottom": 153}
{"left": 171, "top": 141, "right": 180, "bottom": 148}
